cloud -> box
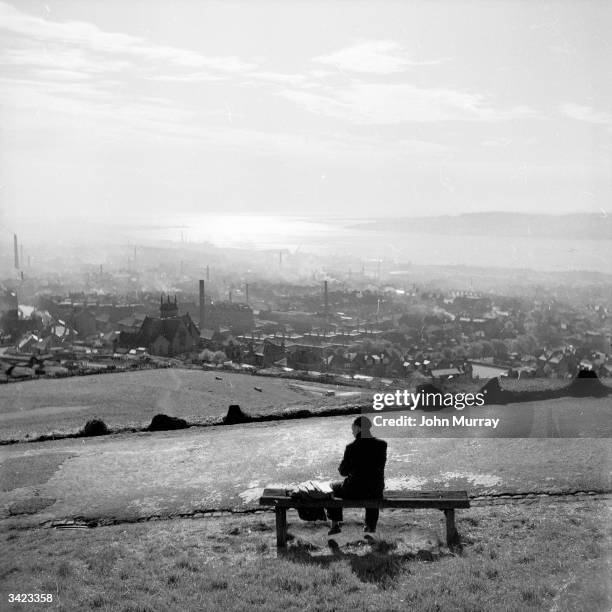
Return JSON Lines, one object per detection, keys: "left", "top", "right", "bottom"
{"left": 0, "top": 2, "right": 256, "bottom": 77}
{"left": 559, "top": 102, "right": 612, "bottom": 126}
{"left": 0, "top": 77, "right": 194, "bottom": 130}
{"left": 146, "top": 72, "right": 227, "bottom": 83}
{"left": 33, "top": 68, "right": 95, "bottom": 81}
{"left": 0, "top": 1, "right": 261, "bottom": 137}
{"left": 246, "top": 71, "right": 308, "bottom": 86}
{"left": 313, "top": 40, "right": 449, "bottom": 74}
{"left": 0, "top": 74, "right": 448, "bottom": 166}
{"left": 0, "top": 45, "right": 132, "bottom": 74}
{"left": 481, "top": 138, "right": 513, "bottom": 148}
{"left": 279, "top": 83, "right": 536, "bottom": 124}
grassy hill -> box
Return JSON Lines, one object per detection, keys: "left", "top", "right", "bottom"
{"left": 0, "top": 369, "right": 368, "bottom": 441}
{"left": 2, "top": 500, "right": 609, "bottom": 611}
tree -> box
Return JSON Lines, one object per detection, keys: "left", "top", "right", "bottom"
{"left": 224, "top": 338, "right": 242, "bottom": 361}
{"left": 468, "top": 342, "right": 484, "bottom": 359}
{"left": 452, "top": 346, "right": 467, "bottom": 360}
{"left": 491, "top": 339, "right": 508, "bottom": 361}
{"left": 516, "top": 334, "right": 536, "bottom": 354}
{"left": 502, "top": 321, "right": 515, "bottom": 338}
{"left": 509, "top": 339, "right": 521, "bottom": 354}
{"left": 481, "top": 340, "right": 494, "bottom": 358}
{"left": 199, "top": 349, "right": 214, "bottom": 362}
{"left": 213, "top": 350, "right": 227, "bottom": 364}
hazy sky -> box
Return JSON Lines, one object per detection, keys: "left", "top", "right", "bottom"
{"left": 1, "top": 0, "right": 611, "bottom": 231}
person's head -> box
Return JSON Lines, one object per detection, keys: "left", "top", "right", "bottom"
{"left": 352, "top": 416, "right": 372, "bottom": 438}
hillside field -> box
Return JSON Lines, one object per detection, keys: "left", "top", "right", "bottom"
{"left": 0, "top": 369, "right": 369, "bottom": 441}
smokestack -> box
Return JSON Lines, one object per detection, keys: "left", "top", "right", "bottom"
{"left": 229, "top": 289, "right": 232, "bottom": 302}
{"left": 324, "top": 280, "right": 329, "bottom": 317}
{"left": 199, "top": 280, "right": 205, "bottom": 329}
{"left": 13, "top": 234, "right": 19, "bottom": 269}
{"left": 245, "top": 283, "right": 249, "bottom": 304}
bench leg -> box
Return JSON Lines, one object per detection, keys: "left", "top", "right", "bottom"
{"left": 444, "top": 509, "right": 460, "bottom": 547}
{"left": 275, "top": 507, "right": 288, "bottom": 549}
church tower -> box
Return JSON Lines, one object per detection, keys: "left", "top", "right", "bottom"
{"left": 160, "top": 294, "right": 179, "bottom": 319}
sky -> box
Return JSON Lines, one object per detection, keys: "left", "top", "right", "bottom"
{"left": 1, "top": 0, "right": 611, "bottom": 235}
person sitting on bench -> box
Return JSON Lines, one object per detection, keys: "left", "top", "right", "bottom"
{"left": 327, "top": 416, "right": 387, "bottom": 535}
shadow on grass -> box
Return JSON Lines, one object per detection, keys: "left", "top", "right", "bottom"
{"left": 282, "top": 537, "right": 439, "bottom": 588}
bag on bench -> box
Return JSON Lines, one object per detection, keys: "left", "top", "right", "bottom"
{"left": 290, "top": 481, "right": 333, "bottom": 521}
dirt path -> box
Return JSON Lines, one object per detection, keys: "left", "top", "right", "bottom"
{"left": 154, "top": 367, "right": 182, "bottom": 413}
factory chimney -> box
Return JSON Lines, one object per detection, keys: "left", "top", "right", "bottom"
{"left": 199, "top": 280, "right": 205, "bottom": 329}
{"left": 324, "top": 280, "right": 329, "bottom": 318}
{"left": 13, "top": 234, "right": 19, "bottom": 269}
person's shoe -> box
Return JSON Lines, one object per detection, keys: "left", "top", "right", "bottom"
{"left": 328, "top": 525, "right": 341, "bottom": 535}
{"left": 363, "top": 526, "right": 376, "bottom": 534}
{"left": 327, "top": 539, "right": 340, "bottom": 552}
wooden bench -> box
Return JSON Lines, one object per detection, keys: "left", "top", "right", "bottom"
{"left": 259, "top": 488, "right": 470, "bottom": 549}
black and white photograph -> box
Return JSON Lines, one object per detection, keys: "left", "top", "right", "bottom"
{"left": 1, "top": 1, "right": 611, "bottom": 610}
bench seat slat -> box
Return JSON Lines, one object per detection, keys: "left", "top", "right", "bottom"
{"left": 384, "top": 490, "right": 468, "bottom": 500}
{"left": 261, "top": 488, "right": 468, "bottom": 500}
{"left": 260, "top": 488, "right": 470, "bottom": 509}
{"left": 261, "top": 499, "right": 470, "bottom": 509}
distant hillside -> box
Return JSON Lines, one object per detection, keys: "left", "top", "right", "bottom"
{"left": 354, "top": 213, "right": 612, "bottom": 241}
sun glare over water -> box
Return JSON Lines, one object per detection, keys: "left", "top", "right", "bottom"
{"left": 131, "top": 214, "right": 349, "bottom": 250}
{"left": 122, "top": 213, "right": 612, "bottom": 274}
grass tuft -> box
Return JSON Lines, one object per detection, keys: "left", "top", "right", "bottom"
{"left": 90, "top": 594, "right": 106, "bottom": 608}
{"left": 57, "top": 561, "right": 72, "bottom": 578}
{"left": 208, "top": 578, "right": 229, "bottom": 591}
